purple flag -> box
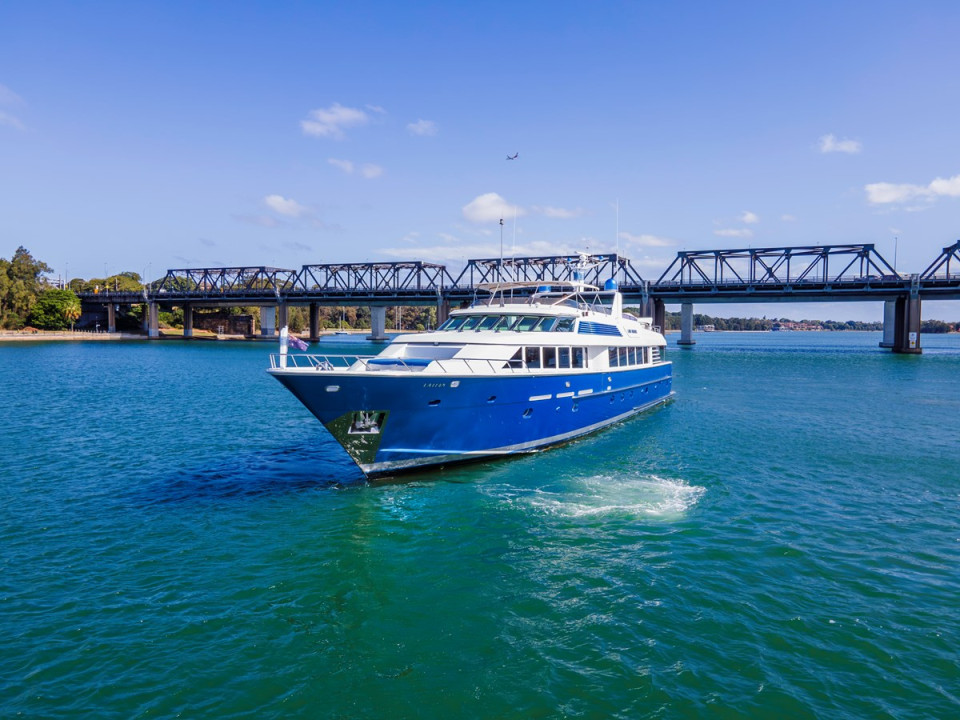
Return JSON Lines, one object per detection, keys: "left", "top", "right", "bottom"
{"left": 288, "top": 335, "right": 309, "bottom": 351}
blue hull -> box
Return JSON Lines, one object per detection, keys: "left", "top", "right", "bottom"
{"left": 273, "top": 362, "right": 673, "bottom": 475}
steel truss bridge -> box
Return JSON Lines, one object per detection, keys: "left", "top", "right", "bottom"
{"left": 79, "top": 241, "right": 960, "bottom": 353}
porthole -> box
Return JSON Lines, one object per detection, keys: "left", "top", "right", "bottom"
{"left": 487, "top": 395, "right": 496, "bottom": 403}
{"left": 522, "top": 408, "right": 533, "bottom": 418}
{"left": 429, "top": 399, "right": 441, "bottom": 406}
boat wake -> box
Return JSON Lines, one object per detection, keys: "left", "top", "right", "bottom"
{"left": 525, "top": 473, "right": 706, "bottom": 518}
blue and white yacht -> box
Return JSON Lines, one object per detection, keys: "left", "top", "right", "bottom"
{"left": 268, "top": 268, "right": 673, "bottom": 476}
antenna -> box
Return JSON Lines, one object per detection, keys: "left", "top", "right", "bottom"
{"left": 615, "top": 198, "right": 620, "bottom": 259}
{"left": 499, "top": 218, "right": 504, "bottom": 282}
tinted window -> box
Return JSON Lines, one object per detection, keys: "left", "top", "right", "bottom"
{"left": 476, "top": 315, "right": 499, "bottom": 330}
{"left": 515, "top": 316, "right": 540, "bottom": 332}
{"left": 608, "top": 348, "right": 618, "bottom": 367}
{"left": 558, "top": 347, "right": 571, "bottom": 369}
{"left": 534, "top": 317, "right": 558, "bottom": 332}
{"left": 573, "top": 347, "right": 585, "bottom": 368}
{"left": 443, "top": 316, "right": 468, "bottom": 331}
{"left": 556, "top": 316, "right": 575, "bottom": 332}
{"left": 543, "top": 347, "right": 557, "bottom": 368}
{"left": 459, "top": 315, "right": 482, "bottom": 331}
{"left": 524, "top": 346, "right": 541, "bottom": 368}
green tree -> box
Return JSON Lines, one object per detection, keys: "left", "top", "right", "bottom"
{"left": 1, "top": 246, "right": 53, "bottom": 328}
{"left": 27, "top": 288, "right": 82, "bottom": 330}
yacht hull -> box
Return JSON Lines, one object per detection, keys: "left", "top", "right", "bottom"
{"left": 270, "top": 364, "right": 672, "bottom": 476}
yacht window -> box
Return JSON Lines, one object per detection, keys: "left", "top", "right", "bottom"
{"left": 459, "top": 315, "right": 482, "bottom": 331}
{"left": 515, "top": 316, "right": 540, "bottom": 332}
{"left": 558, "top": 347, "right": 571, "bottom": 369}
{"left": 524, "top": 346, "right": 541, "bottom": 368}
{"left": 476, "top": 315, "right": 499, "bottom": 331}
{"left": 493, "top": 315, "right": 519, "bottom": 331}
{"left": 608, "top": 347, "right": 619, "bottom": 367}
{"left": 533, "top": 317, "right": 558, "bottom": 332}
{"left": 508, "top": 348, "right": 523, "bottom": 368}
{"left": 443, "top": 316, "right": 468, "bottom": 331}
{"left": 631, "top": 347, "right": 638, "bottom": 365}
{"left": 642, "top": 347, "right": 648, "bottom": 364}
{"left": 556, "top": 317, "right": 575, "bottom": 332}
{"left": 618, "top": 347, "right": 628, "bottom": 366}
{"left": 543, "top": 347, "right": 557, "bottom": 368}
{"left": 573, "top": 347, "right": 585, "bottom": 368}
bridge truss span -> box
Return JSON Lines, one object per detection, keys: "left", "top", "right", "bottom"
{"left": 157, "top": 266, "right": 300, "bottom": 297}
{"left": 655, "top": 243, "right": 901, "bottom": 291}
{"left": 450, "top": 253, "right": 645, "bottom": 290}
{"left": 294, "top": 261, "right": 454, "bottom": 297}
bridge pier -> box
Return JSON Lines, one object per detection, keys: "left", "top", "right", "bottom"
{"left": 277, "top": 303, "right": 288, "bottom": 332}
{"left": 260, "top": 306, "right": 275, "bottom": 337}
{"left": 678, "top": 302, "right": 695, "bottom": 346}
{"left": 879, "top": 300, "right": 895, "bottom": 348}
{"left": 436, "top": 298, "right": 450, "bottom": 328}
{"left": 148, "top": 302, "right": 159, "bottom": 338}
{"left": 309, "top": 303, "right": 320, "bottom": 342}
{"left": 107, "top": 304, "right": 116, "bottom": 333}
{"left": 892, "top": 295, "right": 922, "bottom": 354}
{"left": 183, "top": 304, "right": 193, "bottom": 338}
{"left": 367, "top": 306, "right": 389, "bottom": 342}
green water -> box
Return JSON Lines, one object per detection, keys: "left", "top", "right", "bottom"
{"left": 1, "top": 333, "right": 958, "bottom": 718}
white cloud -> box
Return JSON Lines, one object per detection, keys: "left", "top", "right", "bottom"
{"left": 619, "top": 232, "right": 674, "bottom": 247}
{"left": 301, "top": 103, "right": 372, "bottom": 139}
{"left": 740, "top": 211, "right": 759, "bottom": 224}
{"left": 361, "top": 163, "right": 383, "bottom": 179}
{"left": 0, "top": 85, "right": 24, "bottom": 130}
{"left": 532, "top": 205, "right": 585, "bottom": 219}
{"left": 714, "top": 228, "right": 754, "bottom": 238}
{"left": 264, "top": 194, "right": 307, "bottom": 217}
{"left": 328, "top": 158, "right": 383, "bottom": 178}
{"left": 0, "top": 110, "right": 24, "bottom": 130}
{"left": 462, "top": 193, "right": 526, "bottom": 223}
{"left": 819, "top": 134, "right": 862, "bottom": 154}
{"left": 865, "top": 173, "right": 960, "bottom": 205}
{"left": 328, "top": 158, "right": 354, "bottom": 174}
{"left": 234, "top": 214, "right": 280, "bottom": 228}
{"left": 407, "top": 119, "right": 438, "bottom": 136}
{"left": 0, "top": 83, "right": 23, "bottom": 105}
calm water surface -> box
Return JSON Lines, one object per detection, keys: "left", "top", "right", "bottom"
{"left": 1, "top": 332, "right": 958, "bottom": 718}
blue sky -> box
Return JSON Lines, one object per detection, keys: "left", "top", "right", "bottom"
{"left": 2, "top": 1, "right": 960, "bottom": 320}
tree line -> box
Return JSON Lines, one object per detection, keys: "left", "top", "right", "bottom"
{"left": 659, "top": 311, "right": 960, "bottom": 333}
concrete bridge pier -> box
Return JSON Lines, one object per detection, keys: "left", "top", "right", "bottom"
{"left": 107, "top": 304, "right": 116, "bottom": 333}
{"left": 183, "top": 304, "right": 193, "bottom": 338}
{"left": 436, "top": 298, "right": 450, "bottom": 327}
{"left": 148, "top": 302, "right": 159, "bottom": 338}
{"left": 678, "top": 302, "right": 696, "bottom": 346}
{"left": 637, "top": 297, "right": 666, "bottom": 333}
{"left": 309, "top": 303, "right": 320, "bottom": 342}
{"left": 367, "top": 306, "right": 389, "bottom": 341}
{"left": 277, "top": 303, "right": 288, "bottom": 332}
{"left": 260, "top": 306, "right": 276, "bottom": 336}
{"left": 879, "top": 300, "right": 896, "bottom": 348}
{"left": 892, "top": 295, "right": 922, "bottom": 354}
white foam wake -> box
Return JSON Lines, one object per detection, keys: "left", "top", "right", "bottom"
{"left": 526, "top": 473, "right": 706, "bottom": 518}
